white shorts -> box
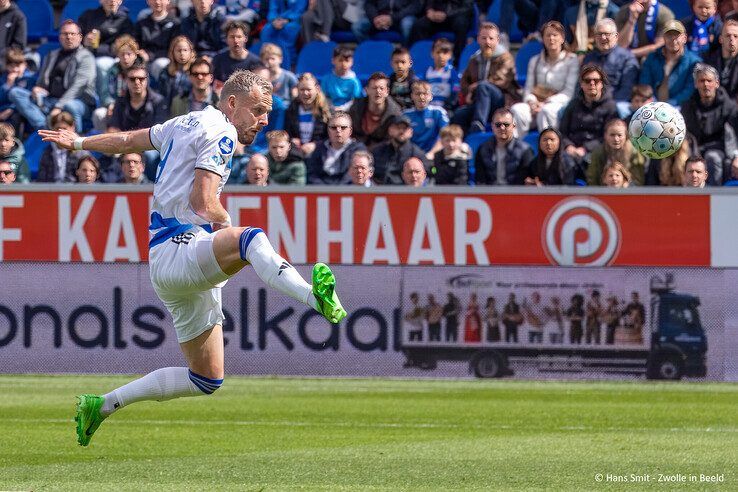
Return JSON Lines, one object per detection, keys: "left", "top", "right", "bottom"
{"left": 149, "top": 227, "right": 231, "bottom": 343}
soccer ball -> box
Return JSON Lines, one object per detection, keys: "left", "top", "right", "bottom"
{"left": 628, "top": 102, "right": 686, "bottom": 159}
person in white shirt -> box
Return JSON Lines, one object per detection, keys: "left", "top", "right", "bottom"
{"left": 40, "top": 69, "right": 347, "bottom": 447}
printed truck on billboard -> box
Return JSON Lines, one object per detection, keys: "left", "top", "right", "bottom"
{"left": 399, "top": 273, "right": 707, "bottom": 380}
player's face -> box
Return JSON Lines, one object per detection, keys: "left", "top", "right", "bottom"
{"left": 231, "top": 88, "right": 272, "bottom": 145}
{"left": 604, "top": 123, "right": 626, "bottom": 150}
{"left": 721, "top": 25, "right": 738, "bottom": 55}
{"left": 540, "top": 131, "right": 560, "bottom": 157}
{"left": 604, "top": 169, "right": 626, "bottom": 188}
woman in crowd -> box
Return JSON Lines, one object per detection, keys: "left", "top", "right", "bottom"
{"left": 525, "top": 128, "right": 585, "bottom": 185}
{"left": 510, "top": 21, "right": 580, "bottom": 137}
{"left": 587, "top": 118, "right": 647, "bottom": 185}
{"left": 284, "top": 73, "right": 331, "bottom": 158}
{"left": 602, "top": 161, "right": 632, "bottom": 188}
{"left": 75, "top": 155, "right": 101, "bottom": 184}
{"left": 157, "top": 35, "right": 196, "bottom": 109}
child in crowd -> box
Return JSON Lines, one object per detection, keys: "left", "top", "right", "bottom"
{"left": 93, "top": 35, "right": 144, "bottom": 132}
{"left": 37, "top": 111, "right": 82, "bottom": 183}
{"left": 683, "top": 0, "right": 722, "bottom": 55}
{"left": 423, "top": 38, "right": 459, "bottom": 112}
{"left": 265, "top": 130, "right": 307, "bottom": 185}
{"left": 404, "top": 80, "right": 449, "bottom": 158}
{"left": 0, "top": 122, "right": 28, "bottom": 183}
{"left": 260, "top": 43, "right": 298, "bottom": 102}
{"left": 320, "top": 45, "right": 363, "bottom": 110}
{"left": 0, "top": 48, "right": 34, "bottom": 123}
{"left": 389, "top": 47, "right": 419, "bottom": 110}
{"left": 430, "top": 124, "right": 470, "bottom": 185}
{"left": 619, "top": 84, "right": 655, "bottom": 121}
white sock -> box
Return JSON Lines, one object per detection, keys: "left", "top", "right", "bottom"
{"left": 100, "top": 367, "right": 207, "bottom": 416}
{"left": 245, "top": 231, "right": 318, "bottom": 311}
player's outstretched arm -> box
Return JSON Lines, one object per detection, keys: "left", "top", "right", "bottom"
{"left": 39, "top": 128, "right": 155, "bottom": 154}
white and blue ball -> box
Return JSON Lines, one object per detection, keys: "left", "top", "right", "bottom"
{"left": 628, "top": 102, "right": 686, "bottom": 159}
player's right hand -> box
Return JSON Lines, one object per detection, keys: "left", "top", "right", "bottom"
{"left": 38, "top": 128, "right": 80, "bottom": 151}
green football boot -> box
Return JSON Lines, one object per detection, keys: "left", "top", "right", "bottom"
{"left": 312, "top": 263, "right": 347, "bottom": 324}
{"left": 75, "top": 394, "right": 107, "bottom": 446}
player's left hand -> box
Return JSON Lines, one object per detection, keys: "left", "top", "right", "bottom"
{"left": 38, "top": 128, "right": 80, "bottom": 151}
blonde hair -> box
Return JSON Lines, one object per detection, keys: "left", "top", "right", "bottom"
{"left": 659, "top": 139, "right": 691, "bottom": 186}
{"left": 113, "top": 34, "right": 139, "bottom": 56}
{"left": 601, "top": 161, "right": 632, "bottom": 185}
{"left": 167, "top": 35, "right": 196, "bottom": 76}
{"left": 0, "top": 122, "right": 15, "bottom": 140}
{"left": 266, "top": 130, "right": 290, "bottom": 143}
{"left": 221, "top": 69, "right": 272, "bottom": 103}
{"left": 440, "top": 124, "right": 464, "bottom": 140}
{"left": 260, "top": 43, "right": 283, "bottom": 59}
{"left": 297, "top": 72, "right": 331, "bottom": 124}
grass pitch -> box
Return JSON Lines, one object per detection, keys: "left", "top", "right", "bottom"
{"left": 0, "top": 376, "right": 736, "bottom": 491}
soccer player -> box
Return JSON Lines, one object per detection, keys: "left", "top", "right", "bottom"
{"left": 39, "top": 70, "right": 347, "bottom": 446}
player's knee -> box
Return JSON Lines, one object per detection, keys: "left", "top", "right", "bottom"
{"left": 188, "top": 369, "right": 224, "bottom": 395}
{"left": 238, "top": 226, "right": 265, "bottom": 261}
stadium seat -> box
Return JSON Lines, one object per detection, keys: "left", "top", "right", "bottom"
{"left": 458, "top": 42, "right": 479, "bottom": 72}
{"left": 16, "top": 0, "right": 55, "bottom": 41}
{"left": 410, "top": 41, "right": 434, "bottom": 78}
{"left": 60, "top": 0, "right": 98, "bottom": 22}
{"left": 296, "top": 41, "right": 337, "bottom": 78}
{"left": 330, "top": 31, "right": 358, "bottom": 43}
{"left": 126, "top": 0, "right": 150, "bottom": 21}
{"left": 661, "top": 0, "right": 691, "bottom": 20}
{"left": 35, "top": 41, "right": 61, "bottom": 68}
{"left": 465, "top": 131, "right": 493, "bottom": 185}
{"left": 515, "top": 40, "right": 542, "bottom": 86}
{"left": 23, "top": 133, "right": 49, "bottom": 180}
{"left": 487, "top": 0, "right": 524, "bottom": 42}
{"left": 433, "top": 32, "right": 456, "bottom": 42}
{"left": 354, "top": 40, "right": 394, "bottom": 82}
{"left": 523, "top": 131, "right": 539, "bottom": 156}
{"left": 371, "top": 30, "right": 402, "bottom": 43}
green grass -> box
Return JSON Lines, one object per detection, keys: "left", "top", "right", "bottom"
{"left": 0, "top": 376, "right": 736, "bottom": 491}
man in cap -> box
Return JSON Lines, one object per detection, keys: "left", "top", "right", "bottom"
{"left": 639, "top": 20, "right": 702, "bottom": 107}
{"left": 371, "top": 113, "right": 427, "bottom": 185}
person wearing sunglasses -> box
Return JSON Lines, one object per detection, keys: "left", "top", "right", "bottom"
{"left": 306, "top": 110, "right": 367, "bottom": 184}
{"left": 108, "top": 60, "right": 167, "bottom": 180}
{"left": 171, "top": 57, "right": 219, "bottom": 117}
{"left": 474, "top": 108, "right": 535, "bottom": 185}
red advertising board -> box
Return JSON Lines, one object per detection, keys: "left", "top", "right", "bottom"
{"left": 0, "top": 190, "right": 711, "bottom": 266}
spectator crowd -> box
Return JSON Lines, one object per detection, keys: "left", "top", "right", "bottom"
{"left": 1, "top": 0, "right": 738, "bottom": 188}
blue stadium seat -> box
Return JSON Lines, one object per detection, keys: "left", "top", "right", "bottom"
{"left": 465, "top": 131, "right": 494, "bottom": 184}
{"left": 458, "top": 42, "right": 479, "bottom": 72}
{"left": 354, "top": 40, "right": 394, "bottom": 82}
{"left": 23, "top": 133, "right": 49, "bottom": 179}
{"left": 16, "top": 0, "right": 55, "bottom": 41}
{"left": 60, "top": 0, "right": 98, "bottom": 22}
{"left": 35, "top": 41, "right": 61, "bottom": 68}
{"left": 515, "top": 40, "right": 542, "bottom": 86}
{"left": 296, "top": 41, "right": 337, "bottom": 78}
{"left": 371, "top": 30, "right": 402, "bottom": 43}
{"left": 523, "top": 131, "right": 539, "bottom": 156}
{"left": 433, "top": 32, "right": 456, "bottom": 42}
{"left": 662, "top": 0, "right": 691, "bottom": 21}
{"left": 330, "top": 31, "right": 358, "bottom": 43}
{"left": 410, "top": 40, "right": 434, "bottom": 78}
{"left": 487, "top": 0, "right": 524, "bottom": 41}
{"left": 125, "top": 0, "right": 150, "bottom": 21}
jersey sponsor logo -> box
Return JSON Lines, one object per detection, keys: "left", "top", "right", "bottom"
{"left": 218, "top": 136, "right": 234, "bottom": 154}
{"left": 211, "top": 154, "right": 225, "bottom": 167}
{"left": 542, "top": 197, "right": 621, "bottom": 267}
{"left": 278, "top": 261, "right": 292, "bottom": 276}
{"left": 171, "top": 232, "right": 196, "bottom": 245}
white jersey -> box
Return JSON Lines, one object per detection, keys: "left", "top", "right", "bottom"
{"left": 148, "top": 106, "right": 237, "bottom": 247}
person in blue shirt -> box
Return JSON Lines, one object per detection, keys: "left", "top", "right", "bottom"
{"left": 320, "top": 45, "right": 363, "bottom": 110}
{"left": 682, "top": 0, "right": 722, "bottom": 56}
{"left": 260, "top": 0, "right": 307, "bottom": 67}
{"left": 403, "top": 80, "right": 448, "bottom": 158}
{"left": 639, "top": 20, "right": 701, "bottom": 107}
{"left": 423, "top": 38, "right": 459, "bottom": 112}
{"left": 0, "top": 48, "right": 35, "bottom": 122}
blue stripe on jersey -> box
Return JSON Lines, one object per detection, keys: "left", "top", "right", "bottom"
{"left": 154, "top": 139, "right": 175, "bottom": 184}
{"left": 148, "top": 212, "right": 213, "bottom": 248}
